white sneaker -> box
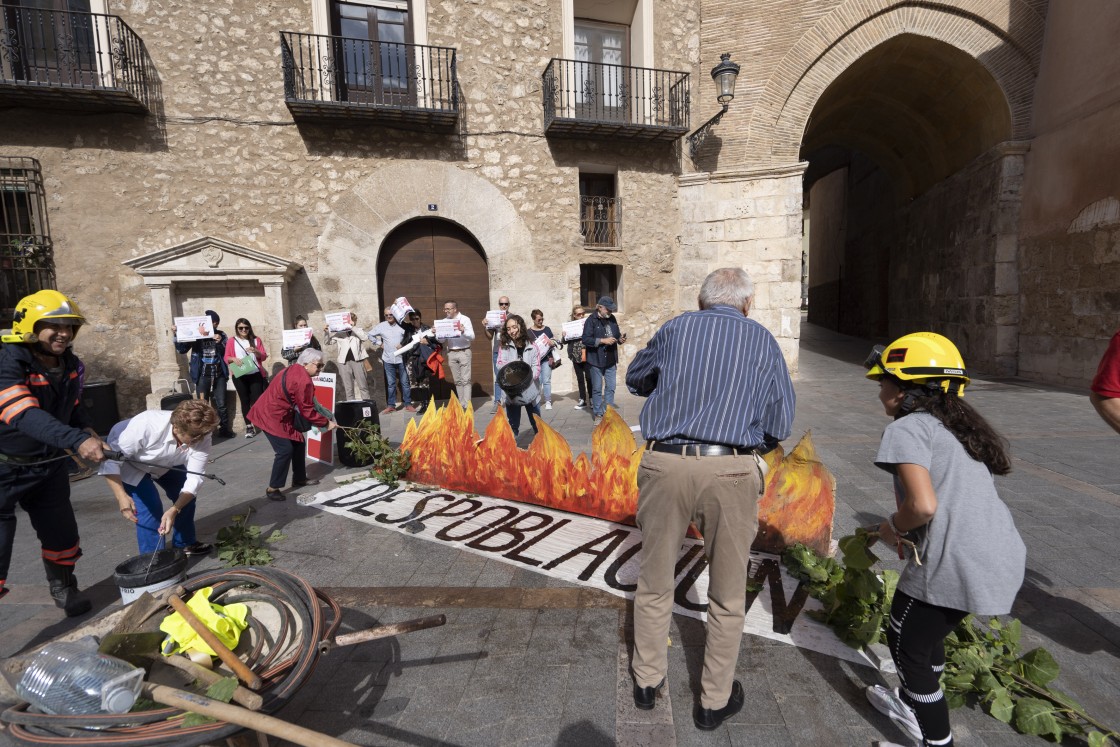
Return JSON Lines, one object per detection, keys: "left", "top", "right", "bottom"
{"left": 574, "top": 400, "right": 585, "bottom": 410}
{"left": 245, "top": 425, "right": 257, "bottom": 439}
{"left": 545, "top": 402, "right": 552, "bottom": 410}
{"left": 866, "top": 685, "right": 922, "bottom": 743}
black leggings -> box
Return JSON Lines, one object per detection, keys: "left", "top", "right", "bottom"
{"left": 232, "top": 372, "right": 266, "bottom": 425}
{"left": 888, "top": 591, "right": 968, "bottom": 746}
{"left": 572, "top": 360, "right": 592, "bottom": 402}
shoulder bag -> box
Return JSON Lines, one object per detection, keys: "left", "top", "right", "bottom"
{"left": 281, "top": 368, "right": 314, "bottom": 432}
{"left": 229, "top": 338, "right": 260, "bottom": 378}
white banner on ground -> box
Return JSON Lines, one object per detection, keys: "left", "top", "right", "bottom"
{"left": 303, "top": 480, "right": 877, "bottom": 668}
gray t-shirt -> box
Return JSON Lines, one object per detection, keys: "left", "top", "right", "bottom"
{"left": 876, "top": 412, "right": 1025, "bottom": 616}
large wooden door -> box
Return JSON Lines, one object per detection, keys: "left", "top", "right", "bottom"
{"left": 377, "top": 219, "right": 491, "bottom": 402}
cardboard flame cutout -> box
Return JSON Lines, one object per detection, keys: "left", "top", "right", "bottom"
{"left": 401, "top": 396, "right": 835, "bottom": 554}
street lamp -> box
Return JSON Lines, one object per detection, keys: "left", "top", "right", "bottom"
{"left": 686, "top": 52, "right": 741, "bottom": 161}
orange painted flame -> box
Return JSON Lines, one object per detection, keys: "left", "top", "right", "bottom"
{"left": 402, "top": 396, "right": 834, "bottom": 553}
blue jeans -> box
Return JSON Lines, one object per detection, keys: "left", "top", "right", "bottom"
{"left": 539, "top": 358, "right": 553, "bottom": 403}
{"left": 492, "top": 350, "right": 502, "bottom": 404}
{"left": 384, "top": 361, "right": 410, "bottom": 408}
{"left": 127, "top": 470, "right": 197, "bottom": 554}
{"left": 506, "top": 401, "right": 542, "bottom": 436}
{"left": 588, "top": 364, "right": 616, "bottom": 417}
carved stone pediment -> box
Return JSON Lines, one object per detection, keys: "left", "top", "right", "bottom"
{"left": 123, "top": 236, "right": 301, "bottom": 284}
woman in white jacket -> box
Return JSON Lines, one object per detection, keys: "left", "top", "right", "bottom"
{"left": 324, "top": 312, "right": 371, "bottom": 402}
{"left": 100, "top": 400, "right": 220, "bottom": 556}
{"left": 496, "top": 314, "right": 542, "bottom": 438}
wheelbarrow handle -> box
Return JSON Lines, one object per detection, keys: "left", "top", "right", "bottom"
{"left": 319, "top": 614, "right": 446, "bottom": 655}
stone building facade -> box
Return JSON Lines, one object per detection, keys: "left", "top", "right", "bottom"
{"left": 2, "top": 0, "right": 1118, "bottom": 415}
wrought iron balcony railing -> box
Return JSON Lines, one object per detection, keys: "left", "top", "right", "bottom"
{"left": 543, "top": 58, "right": 689, "bottom": 142}
{"left": 0, "top": 6, "right": 150, "bottom": 113}
{"left": 281, "top": 31, "right": 458, "bottom": 130}
{"left": 581, "top": 196, "right": 621, "bottom": 248}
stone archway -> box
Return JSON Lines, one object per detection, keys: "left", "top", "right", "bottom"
{"left": 745, "top": 0, "right": 1044, "bottom": 168}
{"left": 315, "top": 161, "right": 532, "bottom": 313}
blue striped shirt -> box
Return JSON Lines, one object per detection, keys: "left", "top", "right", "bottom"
{"left": 626, "top": 305, "right": 795, "bottom": 449}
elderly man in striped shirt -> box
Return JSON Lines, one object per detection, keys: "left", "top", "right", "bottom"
{"left": 625, "top": 266, "right": 795, "bottom": 730}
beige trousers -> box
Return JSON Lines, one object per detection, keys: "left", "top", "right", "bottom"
{"left": 446, "top": 348, "right": 473, "bottom": 407}
{"left": 337, "top": 358, "right": 369, "bottom": 402}
{"left": 632, "top": 448, "right": 762, "bottom": 709}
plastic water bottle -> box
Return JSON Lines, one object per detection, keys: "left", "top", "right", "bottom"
{"left": 16, "top": 640, "right": 144, "bottom": 715}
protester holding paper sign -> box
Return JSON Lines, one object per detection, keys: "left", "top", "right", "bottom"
{"left": 528, "top": 309, "right": 558, "bottom": 410}
{"left": 368, "top": 306, "right": 414, "bottom": 414}
{"left": 483, "top": 296, "right": 511, "bottom": 412}
{"left": 224, "top": 318, "right": 268, "bottom": 438}
{"left": 173, "top": 310, "right": 232, "bottom": 437}
{"left": 563, "top": 306, "right": 593, "bottom": 410}
{"left": 324, "top": 311, "right": 371, "bottom": 402}
{"left": 440, "top": 300, "right": 475, "bottom": 408}
{"left": 281, "top": 316, "right": 320, "bottom": 364}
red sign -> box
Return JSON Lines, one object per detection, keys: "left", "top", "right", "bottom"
{"left": 306, "top": 372, "right": 336, "bottom": 464}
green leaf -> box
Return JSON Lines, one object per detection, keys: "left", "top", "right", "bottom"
{"left": 838, "top": 534, "right": 876, "bottom": 569}
{"left": 266, "top": 530, "right": 287, "bottom": 543}
{"left": 945, "top": 690, "right": 967, "bottom": 709}
{"left": 205, "top": 677, "right": 238, "bottom": 703}
{"left": 989, "top": 690, "right": 1014, "bottom": 723}
{"left": 181, "top": 711, "right": 217, "bottom": 727}
{"left": 1013, "top": 697, "right": 1060, "bottom": 738}
{"left": 1087, "top": 732, "right": 1110, "bottom": 747}
{"left": 1016, "top": 648, "right": 1059, "bottom": 687}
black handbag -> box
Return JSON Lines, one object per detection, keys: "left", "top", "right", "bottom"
{"left": 281, "top": 368, "right": 314, "bottom": 432}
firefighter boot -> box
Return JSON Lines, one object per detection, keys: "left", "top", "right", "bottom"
{"left": 43, "top": 560, "right": 92, "bottom": 617}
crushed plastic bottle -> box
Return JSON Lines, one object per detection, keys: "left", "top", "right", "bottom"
{"left": 16, "top": 640, "right": 144, "bottom": 715}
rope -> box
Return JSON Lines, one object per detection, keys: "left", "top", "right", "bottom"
{"left": 1, "top": 567, "right": 342, "bottom": 746}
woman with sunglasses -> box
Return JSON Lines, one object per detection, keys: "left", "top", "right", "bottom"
{"left": 100, "top": 399, "right": 220, "bottom": 556}
{"left": 224, "top": 318, "right": 269, "bottom": 437}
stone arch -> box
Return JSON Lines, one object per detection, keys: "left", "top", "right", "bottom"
{"left": 315, "top": 162, "right": 531, "bottom": 308}
{"left": 747, "top": 0, "right": 1045, "bottom": 165}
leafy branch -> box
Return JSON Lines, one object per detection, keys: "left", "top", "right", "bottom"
{"left": 215, "top": 507, "right": 286, "bottom": 567}
{"left": 340, "top": 423, "right": 412, "bottom": 488}
{"left": 782, "top": 533, "right": 1118, "bottom": 745}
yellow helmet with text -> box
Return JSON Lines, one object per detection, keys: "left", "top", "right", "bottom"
{"left": 2, "top": 289, "right": 86, "bottom": 344}
{"left": 864, "top": 331, "right": 969, "bottom": 396}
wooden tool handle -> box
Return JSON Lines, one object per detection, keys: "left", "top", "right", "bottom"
{"left": 160, "top": 655, "right": 264, "bottom": 711}
{"left": 144, "top": 683, "right": 356, "bottom": 747}
{"left": 332, "top": 614, "right": 447, "bottom": 649}
{"left": 168, "top": 592, "right": 262, "bottom": 691}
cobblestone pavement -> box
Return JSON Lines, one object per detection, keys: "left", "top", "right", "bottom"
{"left": 1, "top": 321, "right": 1118, "bottom": 746}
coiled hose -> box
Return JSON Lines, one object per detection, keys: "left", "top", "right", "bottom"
{"left": 1, "top": 566, "right": 342, "bottom": 746}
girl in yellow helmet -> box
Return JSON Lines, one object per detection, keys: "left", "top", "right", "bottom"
{"left": 863, "top": 332, "right": 1025, "bottom": 747}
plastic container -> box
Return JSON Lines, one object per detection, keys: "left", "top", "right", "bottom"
{"left": 16, "top": 640, "right": 143, "bottom": 715}
{"left": 335, "top": 399, "right": 380, "bottom": 468}
{"left": 113, "top": 548, "right": 187, "bottom": 604}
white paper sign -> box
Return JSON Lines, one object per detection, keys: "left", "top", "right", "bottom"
{"left": 325, "top": 311, "right": 353, "bottom": 333}
{"left": 390, "top": 297, "right": 414, "bottom": 322}
{"left": 434, "top": 319, "right": 460, "bottom": 340}
{"left": 282, "top": 328, "right": 314, "bottom": 348}
{"left": 532, "top": 333, "right": 551, "bottom": 359}
{"left": 562, "top": 318, "right": 586, "bottom": 340}
{"left": 485, "top": 310, "right": 506, "bottom": 329}
{"left": 174, "top": 316, "right": 214, "bottom": 342}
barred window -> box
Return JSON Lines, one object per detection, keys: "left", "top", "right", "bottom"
{"left": 1, "top": 157, "right": 55, "bottom": 321}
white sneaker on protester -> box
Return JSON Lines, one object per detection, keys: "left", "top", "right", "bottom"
{"left": 574, "top": 399, "right": 585, "bottom": 410}
{"left": 866, "top": 685, "right": 923, "bottom": 743}
{"left": 545, "top": 402, "right": 552, "bottom": 410}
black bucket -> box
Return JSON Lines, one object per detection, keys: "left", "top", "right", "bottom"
{"left": 113, "top": 549, "right": 187, "bottom": 604}
{"left": 497, "top": 361, "right": 539, "bottom": 405}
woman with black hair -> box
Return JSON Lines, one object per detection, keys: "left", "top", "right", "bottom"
{"left": 224, "top": 318, "right": 268, "bottom": 438}
{"left": 864, "top": 332, "right": 1025, "bottom": 747}
{"left": 496, "top": 314, "right": 541, "bottom": 438}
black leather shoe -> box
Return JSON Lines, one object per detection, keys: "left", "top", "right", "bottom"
{"left": 693, "top": 680, "right": 744, "bottom": 730}
{"left": 633, "top": 678, "right": 664, "bottom": 710}
{"left": 265, "top": 488, "right": 285, "bottom": 501}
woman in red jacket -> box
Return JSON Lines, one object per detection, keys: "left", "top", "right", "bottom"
{"left": 248, "top": 349, "right": 335, "bottom": 501}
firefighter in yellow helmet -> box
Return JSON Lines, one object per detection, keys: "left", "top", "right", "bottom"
{"left": 0, "top": 290, "right": 110, "bottom": 616}
{"left": 861, "top": 332, "right": 1025, "bottom": 747}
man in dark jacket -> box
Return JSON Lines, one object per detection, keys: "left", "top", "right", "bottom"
{"left": 581, "top": 296, "right": 626, "bottom": 423}
{"left": 0, "top": 290, "right": 109, "bottom": 616}
{"left": 173, "top": 309, "right": 233, "bottom": 437}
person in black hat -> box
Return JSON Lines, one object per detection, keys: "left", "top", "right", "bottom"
{"left": 581, "top": 295, "right": 626, "bottom": 423}
{"left": 172, "top": 310, "right": 233, "bottom": 437}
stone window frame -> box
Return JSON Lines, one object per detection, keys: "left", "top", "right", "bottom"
{"left": 580, "top": 263, "right": 622, "bottom": 312}
{"left": 562, "top": 0, "right": 652, "bottom": 69}
{"left": 312, "top": 0, "right": 428, "bottom": 49}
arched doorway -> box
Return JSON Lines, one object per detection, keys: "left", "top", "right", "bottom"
{"left": 377, "top": 218, "right": 492, "bottom": 402}
{"left": 800, "top": 34, "right": 1020, "bottom": 373}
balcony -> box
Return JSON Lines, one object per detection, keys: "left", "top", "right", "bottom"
{"left": 0, "top": 7, "right": 150, "bottom": 113}
{"left": 543, "top": 58, "right": 689, "bottom": 142}
{"left": 281, "top": 31, "right": 458, "bottom": 130}
{"left": 580, "top": 196, "right": 621, "bottom": 248}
